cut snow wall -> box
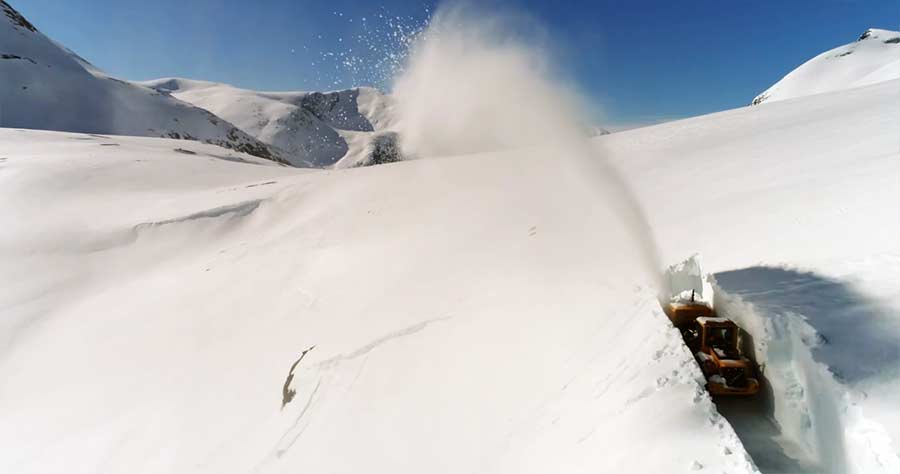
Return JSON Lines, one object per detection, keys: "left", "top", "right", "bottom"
{"left": 711, "top": 278, "right": 848, "bottom": 472}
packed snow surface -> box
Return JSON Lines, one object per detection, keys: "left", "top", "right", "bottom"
{"left": 753, "top": 28, "right": 900, "bottom": 104}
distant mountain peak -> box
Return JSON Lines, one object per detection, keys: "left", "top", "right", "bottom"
{"left": 753, "top": 28, "right": 900, "bottom": 105}
{"left": 858, "top": 28, "right": 900, "bottom": 43}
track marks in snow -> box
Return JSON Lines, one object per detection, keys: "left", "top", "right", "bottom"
{"left": 245, "top": 180, "right": 277, "bottom": 188}
{"left": 274, "top": 379, "right": 322, "bottom": 458}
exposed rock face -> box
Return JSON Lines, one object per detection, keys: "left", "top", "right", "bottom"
{"left": 1, "top": 1, "right": 36, "bottom": 33}
{"left": 366, "top": 132, "right": 404, "bottom": 166}
{"left": 300, "top": 90, "right": 375, "bottom": 132}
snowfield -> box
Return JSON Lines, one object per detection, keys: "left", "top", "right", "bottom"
{"left": 3, "top": 75, "right": 900, "bottom": 473}
{"left": 0, "top": 128, "right": 753, "bottom": 474}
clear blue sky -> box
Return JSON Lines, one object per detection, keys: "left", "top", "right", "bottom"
{"left": 12, "top": 0, "right": 900, "bottom": 126}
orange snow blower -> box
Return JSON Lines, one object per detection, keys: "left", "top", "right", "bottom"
{"left": 665, "top": 296, "right": 760, "bottom": 396}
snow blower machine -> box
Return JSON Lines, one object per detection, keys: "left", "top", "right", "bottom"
{"left": 666, "top": 299, "right": 760, "bottom": 396}
{"left": 663, "top": 257, "right": 760, "bottom": 396}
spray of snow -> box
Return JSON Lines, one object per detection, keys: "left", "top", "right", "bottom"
{"left": 305, "top": 8, "right": 429, "bottom": 89}
{"left": 390, "top": 4, "right": 661, "bottom": 279}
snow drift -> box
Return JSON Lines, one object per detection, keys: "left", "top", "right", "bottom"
{"left": 753, "top": 28, "right": 900, "bottom": 104}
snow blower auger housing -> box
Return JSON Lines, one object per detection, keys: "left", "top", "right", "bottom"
{"left": 665, "top": 301, "right": 760, "bottom": 397}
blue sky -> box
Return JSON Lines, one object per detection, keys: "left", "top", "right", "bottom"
{"left": 13, "top": 0, "right": 900, "bottom": 127}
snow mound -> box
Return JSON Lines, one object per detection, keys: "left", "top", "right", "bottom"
{"left": 140, "top": 78, "right": 398, "bottom": 168}
{"left": 0, "top": 1, "right": 283, "bottom": 163}
{"left": 753, "top": 28, "right": 900, "bottom": 104}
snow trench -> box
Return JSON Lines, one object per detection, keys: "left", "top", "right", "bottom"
{"left": 710, "top": 267, "right": 900, "bottom": 473}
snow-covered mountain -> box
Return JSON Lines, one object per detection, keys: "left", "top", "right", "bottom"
{"left": 0, "top": 1, "right": 284, "bottom": 163}
{"left": 3, "top": 77, "right": 900, "bottom": 474}
{"left": 139, "top": 78, "right": 400, "bottom": 168}
{"left": 5, "top": 4, "right": 900, "bottom": 473}
{"left": 753, "top": 28, "right": 900, "bottom": 104}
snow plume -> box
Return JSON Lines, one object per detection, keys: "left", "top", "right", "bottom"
{"left": 391, "top": 4, "right": 662, "bottom": 280}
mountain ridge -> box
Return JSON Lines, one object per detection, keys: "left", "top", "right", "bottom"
{"left": 139, "top": 78, "right": 401, "bottom": 168}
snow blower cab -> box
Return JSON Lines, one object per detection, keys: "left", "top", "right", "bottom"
{"left": 692, "top": 317, "right": 760, "bottom": 396}
{"left": 664, "top": 300, "right": 760, "bottom": 397}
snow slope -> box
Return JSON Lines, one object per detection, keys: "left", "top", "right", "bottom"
{"left": 140, "top": 78, "right": 398, "bottom": 168}
{"left": 0, "top": 2, "right": 283, "bottom": 163}
{"left": 753, "top": 28, "right": 900, "bottom": 104}
{"left": 0, "top": 128, "right": 752, "bottom": 474}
